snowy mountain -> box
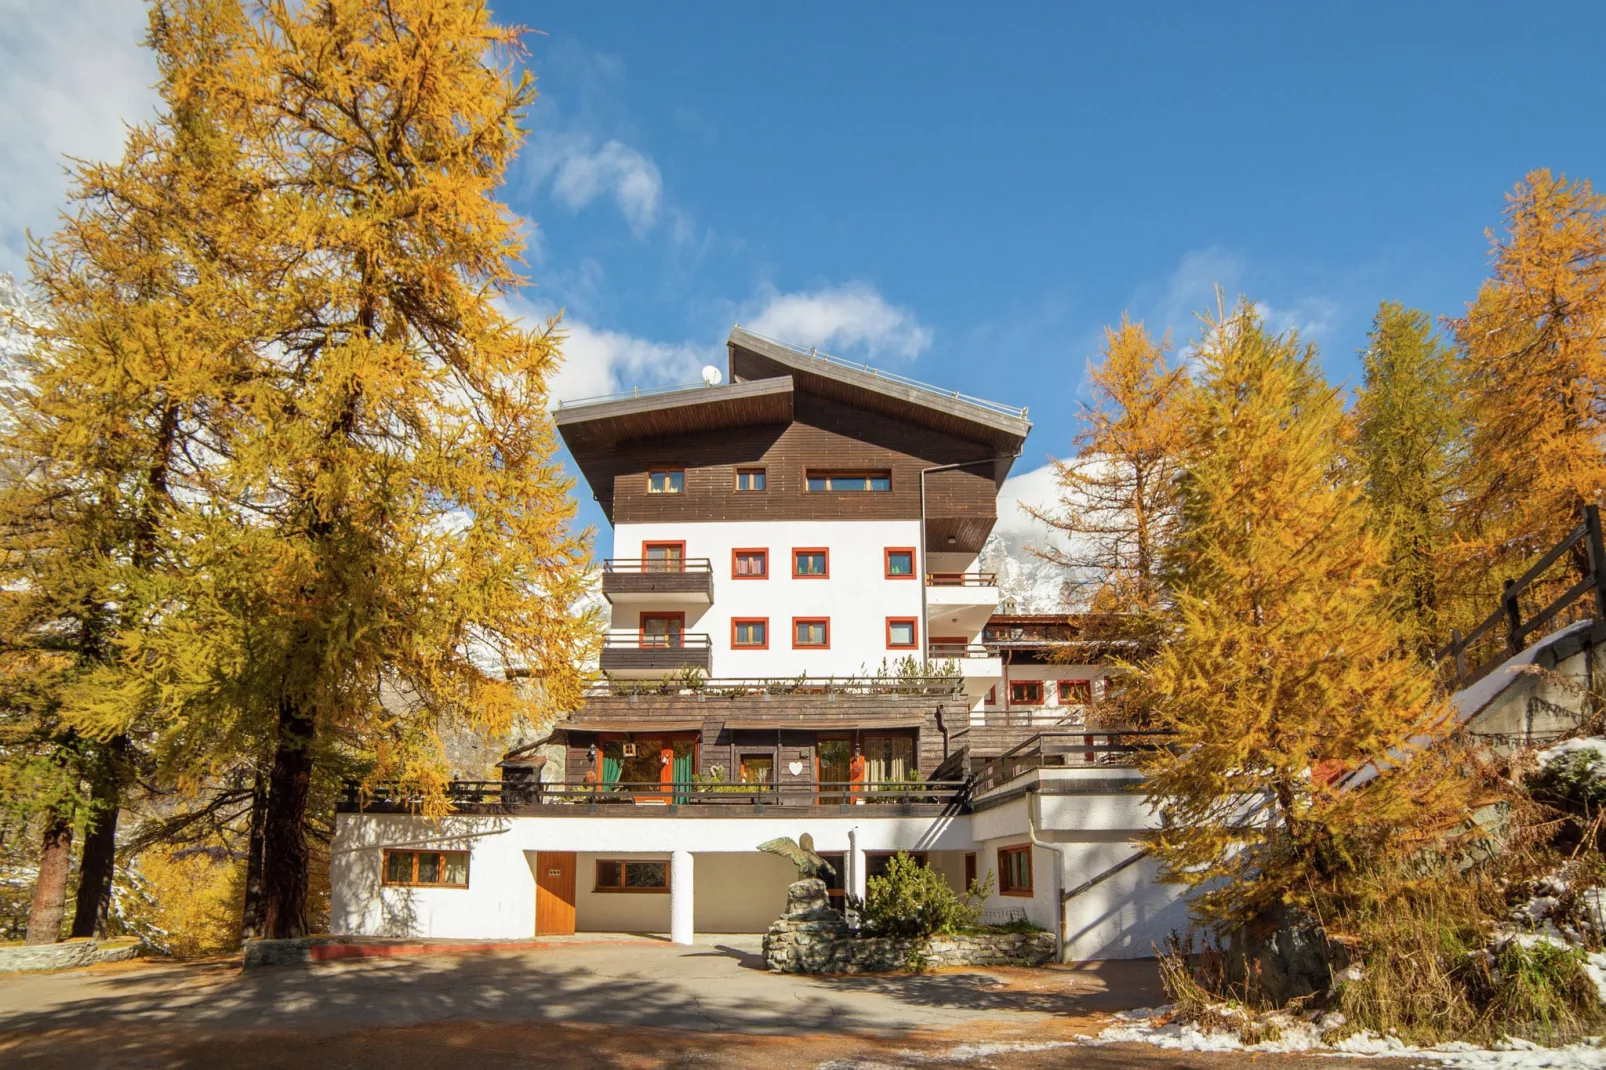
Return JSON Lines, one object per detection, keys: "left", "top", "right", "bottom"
{"left": 980, "top": 528, "right": 1086, "bottom": 614}
{"left": 0, "top": 274, "right": 44, "bottom": 417}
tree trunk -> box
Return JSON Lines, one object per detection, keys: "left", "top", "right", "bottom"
{"left": 261, "top": 699, "right": 314, "bottom": 939}
{"left": 70, "top": 736, "right": 128, "bottom": 938}
{"left": 241, "top": 770, "right": 268, "bottom": 940}
{"left": 26, "top": 809, "right": 74, "bottom": 945}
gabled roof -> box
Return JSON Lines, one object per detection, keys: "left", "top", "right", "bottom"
{"left": 727, "top": 327, "right": 1031, "bottom": 454}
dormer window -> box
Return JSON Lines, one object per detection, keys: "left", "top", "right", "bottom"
{"left": 736, "top": 468, "right": 766, "bottom": 491}
{"left": 806, "top": 470, "right": 890, "bottom": 492}
{"left": 648, "top": 469, "right": 684, "bottom": 494}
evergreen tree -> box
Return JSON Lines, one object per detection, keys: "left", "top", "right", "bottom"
{"left": 134, "top": 0, "right": 598, "bottom": 937}
{"left": 1452, "top": 170, "right": 1606, "bottom": 580}
{"left": 1139, "top": 299, "right": 1460, "bottom": 924}
{"left": 1352, "top": 302, "right": 1461, "bottom": 659}
{"left": 1027, "top": 316, "right": 1189, "bottom": 651}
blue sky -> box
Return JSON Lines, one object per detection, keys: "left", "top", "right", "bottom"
{"left": 5, "top": 3, "right": 1605, "bottom": 548}
{"left": 499, "top": 2, "right": 1606, "bottom": 543}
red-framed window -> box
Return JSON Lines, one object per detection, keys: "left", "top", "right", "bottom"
{"left": 886, "top": 617, "right": 918, "bottom": 649}
{"left": 792, "top": 548, "right": 829, "bottom": 578}
{"left": 383, "top": 850, "right": 469, "bottom": 888}
{"left": 985, "top": 686, "right": 997, "bottom": 706}
{"left": 731, "top": 618, "right": 769, "bottom": 649}
{"left": 1057, "top": 680, "right": 1093, "bottom": 705}
{"left": 884, "top": 547, "right": 916, "bottom": 579}
{"left": 732, "top": 548, "right": 768, "bottom": 579}
{"left": 642, "top": 541, "right": 686, "bottom": 573}
{"left": 647, "top": 469, "right": 684, "bottom": 494}
{"left": 998, "top": 845, "right": 1033, "bottom": 896}
{"left": 735, "top": 468, "right": 766, "bottom": 492}
{"left": 792, "top": 617, "right": 830, "bottom": 648}
{"left": 640, "top": 612, "right": 685, "bottom": 647}
{"left": 1009, "top": 680, "right": 1043, "bottom": 705}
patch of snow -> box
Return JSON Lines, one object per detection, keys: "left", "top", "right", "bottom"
{"left": 1451, "top": 620, "right": 1593, "bottom": 723}
{"left": 1584, "top": 952, "right": 1606, "bottom": 1006}
{"left": 1536, "top": 737, "right": 1606, "bottom": 769}
{"left": 1080, "top": 1006, "right": 1606, "bottom": 1068}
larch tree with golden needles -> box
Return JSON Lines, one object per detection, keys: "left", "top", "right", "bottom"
{"left": 171, "top": 0, "right": 598, "bottom": 938}
{"left": 1352, "top": 302, "right": 1462, "bottom": 660}
{"left": 1138, "top": 299, "right": 1462, "bottom": 925}
{"left": 1452, "top": 170, "right": 1606, "bottom": 583}
{"left": 1027, "top": 316, "right": 1189, "bottom": 641}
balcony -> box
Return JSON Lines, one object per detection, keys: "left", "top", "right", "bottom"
{"left": 927, "top": 642, "right": 1003, "bottom": 703}
{"left": 600, "top": 558, "right": 714, "bottom": 604}
{"left": 598, "top": 631, "right": 713, "bottom": 678}
{"left": 925, "top": 571, "right": 999, "bottom": 633}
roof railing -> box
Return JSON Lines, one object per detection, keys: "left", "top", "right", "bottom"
{"left": 735, "top": 328, "right": 1029, "bottom": 421}
{"left": 555, "top": 380, "right": 717, "bottom": 410}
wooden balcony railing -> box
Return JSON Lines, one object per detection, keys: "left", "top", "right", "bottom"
{"left": 1437, "top": 504, "right": 1606, "bottom": 689}
{"left": 598, "top": 632, "right": 713, "bottom": 674}
{"left": 926, "top": 572, "right": 998, "bottom": 587}
{"left": 599, "top": 559, "right": 715, "bottom": 602}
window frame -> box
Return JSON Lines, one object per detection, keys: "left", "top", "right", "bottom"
{"left": 985, "top": 685, "right": 997, "bottom": 706}
{"left": 381, "top": 849, "right": 470, "bottom": 889}
{"left": 998, "top": 844, "right": 1033, "bottom": 897}
{"left": 805, "top": 470, "right": 892, "bottom": 493}
{"left": 639, "top": 611, "right": 686, "bottom": 648}
{"left": 885, "top": 617, "right": 918, "bottom": 650}
{"left": 1057, "top": 679, "right": 1093, "bottom": 705}
{"left": 593, "top": 858, "right": 671, "bottom": 894}
{"left": 1009, "top": 680, "right": 1044, "bottom": 706}
{"left": 731, "top": 547, "right": 769, "bottom": 580}
{"left": 792, "top": 617, "right": 831, "bottom": 649}
{"left": 641, "top": 540, "right": 687, "bottom": 573}
{"left": 735, "top": 467, "right": 767, "bottom": 492}
{"left": 731, "top": 617, "right": 769, "bottom": 650}
{"left": 646, "top": 468, "right": 685, "bottom": 495}
{"left": 884, "top": 547, "right": 917, "bottom": 580}
{"left": 791, "top": 547, "right": 830, "bottom": 579}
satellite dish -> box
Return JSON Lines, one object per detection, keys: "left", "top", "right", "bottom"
{"left": 701, "top": 365, "right": 723, "bottom": 386}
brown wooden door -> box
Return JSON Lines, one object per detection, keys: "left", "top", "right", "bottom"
{"left": 535, "top": 851, "right": 576, "bottom": 935}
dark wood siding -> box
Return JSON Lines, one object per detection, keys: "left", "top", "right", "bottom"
{"left": 605, "top": 395, "right": 997, "bottom": 529}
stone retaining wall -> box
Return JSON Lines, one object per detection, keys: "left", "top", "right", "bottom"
{"left": 762, "top": 878, "right": 1057, "bottom": 973}
{"left": 0, "top": 939, "right": 143, "bottom": 973}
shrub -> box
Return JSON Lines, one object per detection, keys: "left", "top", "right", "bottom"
{"left": 851, "top": 852, "right": 981, "bottom": 937}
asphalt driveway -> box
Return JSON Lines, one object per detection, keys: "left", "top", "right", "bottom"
{"left": 0, "top": 936, "right": 1412, "bottom": 1068}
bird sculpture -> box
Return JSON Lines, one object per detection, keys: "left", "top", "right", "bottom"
{"left": 757, "top": 832, "right": 836, "bottom": 879}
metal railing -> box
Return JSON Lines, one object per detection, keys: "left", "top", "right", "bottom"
{"left": 347, "top": 778, "right": 968, "bottom": 811}
{"left": 1437, "top": 504, "right": 1606, "bottom": 689}
{"left": 602, "top": 631, "right": 713, "bottom": 650}
{"left": 555, "top": 381, "right": 716, "bottom": 409}
{"left": 734, "top": 328, "right": 1030, "bottom": 421}
{"left": 927, "top": 643, "right": 996, "bottom": 659}
{"left": 926, "top": 572, "right": 999, "bottom": 587}
{"left": 970, "top": 729, "right": 1174, "bottom": 796}
{"left": 602, "top": 557, "right": 714, "bottom": 574}
{"left": 587, "top": 673, "right": 967, "bottom": 697}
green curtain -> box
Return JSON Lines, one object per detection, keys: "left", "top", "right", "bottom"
{"left": 672, "top": 743, "right": 694, "bottom": 804}
{"left": 601, "top": 744, "right": 622, "bottom": 787}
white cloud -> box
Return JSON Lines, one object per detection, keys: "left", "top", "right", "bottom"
{"left": 0, "top": 0, "right": 159, "bottom": 273}
{"left": 525, "top": 133, "right": 662, "bottom": 237}
{"left": 993, "top": 462, "right": 1066, "bottom": 541}
{"left": 744, "top": 282, "right": 933, "bottom": 361}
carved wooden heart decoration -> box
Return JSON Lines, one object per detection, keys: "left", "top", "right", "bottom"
{"left": 787, "top": 761, "right": 804, "bottom": 777}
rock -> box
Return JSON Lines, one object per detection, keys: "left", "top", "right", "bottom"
{"left": 1225, "top": 907, "right": 1340, "bottom": 1006}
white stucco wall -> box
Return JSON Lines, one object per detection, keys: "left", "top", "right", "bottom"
{"left": 331, "top": 811, "right": 974, "bottom": 940}
{"left": 612, "top": 519, "right": 926, "bottom": 677}
{"left": 692, "top": 851, "right": 798, "bottom": 932}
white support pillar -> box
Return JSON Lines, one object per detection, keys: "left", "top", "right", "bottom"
{"left": 848, "top": 828, "right": 867, "bottom": 900}
{"left": 670, "top": 850, "right": 694, "bottom": 945}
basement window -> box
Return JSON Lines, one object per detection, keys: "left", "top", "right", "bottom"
{"left": 383, "top": 849, "right": 469, "bottom": 889}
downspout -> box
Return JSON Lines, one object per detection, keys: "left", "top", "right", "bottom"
{"left": 919, "top": 455, "right": 1017, "bottom": 665}
{"left": 1026, "top": 787, "right": 1070, "bottom": 962}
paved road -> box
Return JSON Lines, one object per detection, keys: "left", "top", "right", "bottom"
{"left": 0, "top": 937, "right": 1413, "bottom": 1068}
